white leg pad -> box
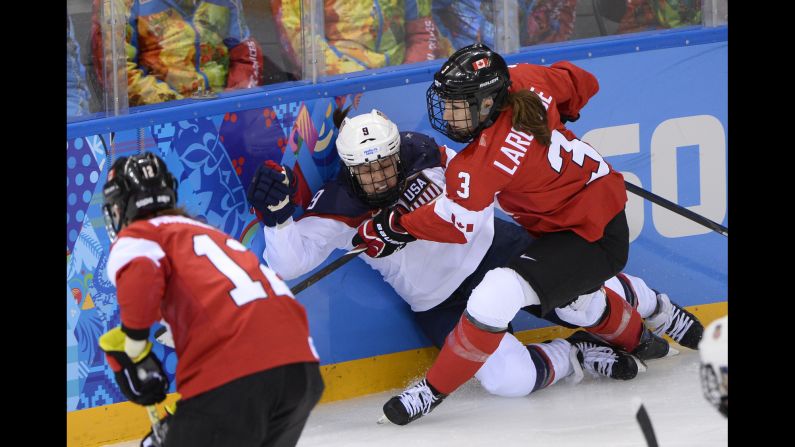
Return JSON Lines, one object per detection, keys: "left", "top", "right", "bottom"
{"left": 615, "top": 273, "right": 659, "bottom": 318}
{"left": 467, "top": 268, "right": 541, "bottom": 330}
{"left": 475, "top": 333, "right": 536, "bottom": 397}
{"left": 554, "top": 289, "right": 607, "bottom": 327}
{"left": 531, "top": 338, "right": 574, "bottom": 387}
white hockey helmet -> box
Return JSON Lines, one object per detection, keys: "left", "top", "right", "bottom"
{"left": 698, "top": 316, "right": 728, "bottom": 417}
{"left": 335, "top": 109, "right": 404, "bottom": 207}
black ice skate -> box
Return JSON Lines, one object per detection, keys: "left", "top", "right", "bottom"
{"left": 645, "top": 292, "right": 704, "bottom": 349}
{"left": 382, "top": 379, "right": 446, "bottom": 426}
{"left": 632, "top": 327, "right": 671, "bottom": 360}
{"left": 567, "top": 331, "right": 642, "bottom": 380}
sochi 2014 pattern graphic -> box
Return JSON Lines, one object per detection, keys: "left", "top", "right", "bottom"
{"left": 67, "top": 95, "right": 355, "bottom": 410}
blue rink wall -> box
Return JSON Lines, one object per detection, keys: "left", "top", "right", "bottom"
{"left": 66, "top": 27, "right": 727, "bottom": 412}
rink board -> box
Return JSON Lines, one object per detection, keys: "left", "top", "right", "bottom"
{"left": 67, "top": 302, "right": 726, "bottom": 447}
{"left": 66, "top": 27, "right": 727, "bottom": 446}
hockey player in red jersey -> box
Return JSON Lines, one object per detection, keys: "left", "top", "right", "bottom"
{"left": 247, "top": 108, "right": 703, "bottom": 424}
{"left": 346, "top": 44, "right": 703, "bottom": 425}
{"left": 248, "top": 107, "right": 650, "bottom": 405}
{"left": 98, "top": 153, "right": 323, "bottom": 447}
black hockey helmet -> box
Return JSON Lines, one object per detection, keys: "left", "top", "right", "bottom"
{"left": 426, "top": 43, "right": 512, "bottom": 143}
{"left": 102, "top": 153, "right": 178, "bottom": 241}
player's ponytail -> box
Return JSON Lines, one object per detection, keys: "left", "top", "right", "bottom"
{"left": 501, "top": 90, "right": 551, "bottom": 146}
{"left": 333, "top": 105, "right": 353, "bottom": 129}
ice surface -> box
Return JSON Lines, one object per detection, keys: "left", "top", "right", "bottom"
{"left": 106, "top": 349, "right": 727, "bottom": 446}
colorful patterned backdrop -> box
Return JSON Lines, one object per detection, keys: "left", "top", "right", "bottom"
{"left": 67, "top": 31, "right": 727, "bottom": 414}
{"left": 66, "top": 94, "right": 359, "bottom": 411}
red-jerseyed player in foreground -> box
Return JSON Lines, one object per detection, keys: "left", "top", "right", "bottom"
{"left": 98, "top": 153, "right": 323, "bottom": 446}
{"left": 352, "top": 44, "right": 701, "bottom": 425}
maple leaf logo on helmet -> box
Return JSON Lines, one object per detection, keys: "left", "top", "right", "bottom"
{"left": 472, "top": 58, "right": 490, "bottom": 70}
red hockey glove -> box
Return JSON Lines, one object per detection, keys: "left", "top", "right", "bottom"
{"left": 352, "top": 207, "right": 417, "bottom": 258}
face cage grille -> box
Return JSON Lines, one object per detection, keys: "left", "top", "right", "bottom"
{"left": 349, "top": 156, "right": 404, "bottom": 208}
{"left": 426, "top": 87, "right": 480, "bottom": 143}
{"left": 102, "top": 177, "right": 126, "bottom": 241}
{"left": 102, "top": 203, "right": 121, "bottom": 242}
{"left": 699, "top": 363, "right": 727, "bottom": 412}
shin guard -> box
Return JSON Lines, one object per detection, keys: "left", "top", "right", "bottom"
{"left": 585, "top": 287, "right": 644, "bottom": 352}
{"left": 427, "top": 314, "right": 505, "bottom": 395}
{"left": 526, "top": 338, "right": 573, "bottom": 392}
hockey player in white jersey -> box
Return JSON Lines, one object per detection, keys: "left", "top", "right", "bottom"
{"left": 247, "top": 108, "right": 703, "bottom": 413}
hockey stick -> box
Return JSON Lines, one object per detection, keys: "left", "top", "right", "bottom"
{"left": 144, "top": 404, "right": 167, "bottom": 446}
{"left": 625, "top": 181, "right": 728, "bottom": 237}
{"left": 635, "top": 400, "right": 659, "bottom": 447}
{"left": 290, "top": 245, "right": 367, "bottom": 295}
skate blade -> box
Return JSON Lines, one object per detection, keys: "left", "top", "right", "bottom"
{"left": 632, "top": 355, "right": 648, "bottom": 373}
{"left": 641, "top": 346, "right": 679, "bottom": 363}
{"left": 377, "top": 414, "right": 389, "bottom": 425}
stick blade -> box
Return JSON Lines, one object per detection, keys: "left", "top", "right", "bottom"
{"left": 635, "top": 400, "right": 659, "bottom": 447}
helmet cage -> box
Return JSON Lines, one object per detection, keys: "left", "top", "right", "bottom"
{"left": 698, "top": 316, "right": 728, "bottom": 418}
{"left": 345, "top": 154, "right": 405, "bottom": 208}
{"left": 426, "top": 44, "right": 511, "bottom": 143}
{"left": 335, "top": 109, "right": 405, "bottom": 208}
{"left": 102, "top": 180, "right": 126, "bottom": 242}
{"left": 699, "top": 363, "right": 728, "bottom": 417}
{"left": 426, "top": 81, "right": 508, "bottom": 143}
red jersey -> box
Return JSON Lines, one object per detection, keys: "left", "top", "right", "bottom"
{"left": 107, "top": 215, "right": 319, "bottom": 399}
{"left": 401, "top": 62, "right": 627, "bottom": 243}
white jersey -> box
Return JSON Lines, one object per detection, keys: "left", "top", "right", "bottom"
{"left": 263, "top": 149, "right": 495, "bottom": 312}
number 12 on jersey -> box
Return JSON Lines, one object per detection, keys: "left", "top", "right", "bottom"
{"left": 193, "top": 234, "right": 293, "bottom": 306}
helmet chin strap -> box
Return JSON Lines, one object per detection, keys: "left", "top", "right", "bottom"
{"left": 469, "top": 102, "right": 481, "bottom": 131}
{"left": 465, "top": 94, "right": 498, "bottom": 139}
{"left": 475, "top": 82, "right": 510, "bottom": 132}
{"left": 480, "top": 100, "right": 494, "bottom": 117}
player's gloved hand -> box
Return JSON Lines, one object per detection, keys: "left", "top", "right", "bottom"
{"left": 99, "top": 326, "right": 169, "bottom": 406}
{"left": 140, "top": 401, "right": 177, "bottom": 447}
{"left": 246, "top": 160, "right": 296, "bottom": 227}
{"left": 352, "top": 206, "right": 416, "bottom": 258}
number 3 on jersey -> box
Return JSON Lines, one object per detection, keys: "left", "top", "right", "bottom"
{"left": 193, "top": 234, "right": 293, "bottom": 306}
{"left": 547, "top": 130, "right": 609, "bottom": 185}
{"left": 457, "top": 172, "right": 471, "bottom": 199}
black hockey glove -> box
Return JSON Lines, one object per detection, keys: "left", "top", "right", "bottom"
{"left": 99, "top": 326, "right": 169, "bottom": 406}
{"left": 247, "top": 161, "right": 297, "bottom": 227}
{"left": 352, "top": 206, "right": 416, "bottom": 258}
{"left": 561, "top": 113, "right": 580, "bottom": 124}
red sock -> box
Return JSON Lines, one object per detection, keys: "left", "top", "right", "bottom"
{"left": 585, "top": 287, "right": 643, "bottom": 352}
{"left": 426, "top": 314, "right": 505, "bottom": 395}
